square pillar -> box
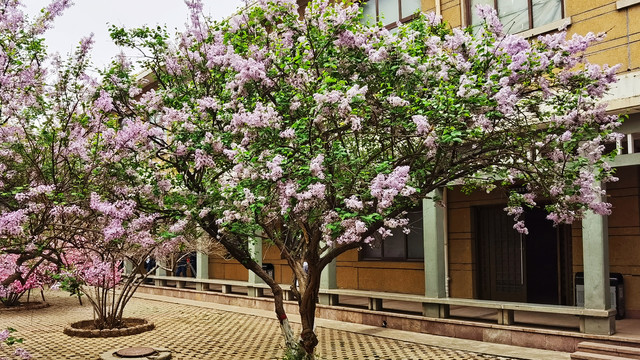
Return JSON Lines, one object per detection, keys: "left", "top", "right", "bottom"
{"left": 319, "top": 258, "right": 338, "bottom": 305}
{"left": 422, "top": 189, "right": 449, "bottom": 318}
{"left": 123, "top": 260, "right": 134, "bottom": 275}
{"left": 196, "top": 251, "right": 209, "bottom": 291}
{"left": 581, "top": 208, "right": 616, "bottom": 335}
{"left": 247, "top": 237, "right": 263, "bottom": 297}
{"left": 154, "top": 266, "right": 167, "bottom": 287}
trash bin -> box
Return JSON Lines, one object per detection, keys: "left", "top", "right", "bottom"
{"left": 262, "top": 263, "right": 275, "bottom": 279}
{"left": 575, "top": 272, "right": 625, "bottom": 319}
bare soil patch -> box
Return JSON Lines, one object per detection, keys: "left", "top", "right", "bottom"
{"left": 0, "top": 301, "right": 49, "bottom": 311}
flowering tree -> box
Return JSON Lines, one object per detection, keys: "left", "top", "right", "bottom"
{"left": 55, "top": 192, "right": 190, "bottom": 329}
{"left": 105, "top": 0, "right": 620, "bottom": 357}
{"left": 0, "top": 0, "right": 185, "bottom": 330}
{"left": 0, "top": 0, "right": 75, "bottom": 304}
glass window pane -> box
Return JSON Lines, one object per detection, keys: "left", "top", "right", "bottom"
{"left": 379, "top": 0, "right": 400, "bottom": 25}
{"left": 361, "top": 236, "right": 382, "bottom": 258}
{"left": 532, "top": 0, "right": 561, "bottom": 28}
{"left": 406, "top": 211, "right": 424, "bottom": 259}
{"left": 383, "top": 227, "right": 406, "bottom": 258}
{"left": 498, "top": 0, "right": 530, "bottom": 33}
{"left": 362, "top": 0, "right": 377, "bottom": 24}
{"left": 470, "top": 0, "right": 494, "bottom": 26}
{"left": 401, "top": 0, "right": 421, "bottom": 18}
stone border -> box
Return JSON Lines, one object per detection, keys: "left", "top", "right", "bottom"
{"left": 100, "top": 347, "right": 171, "bottom": 360}
{"left": 0, "top": 302, "right": 50, "bottom": 312}
{"left": 63, "top": 318, "right": 155, "bottom": 338}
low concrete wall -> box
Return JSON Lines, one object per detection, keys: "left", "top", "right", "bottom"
{"left": 135, "top": 285, "right": 640, "bottom": 353}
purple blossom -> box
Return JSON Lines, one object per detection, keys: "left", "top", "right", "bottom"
{"left": 94, "top": 90, "right": 114, "bottom": 112}
{"left": 368, "top": 47, "right": 388, "bottom": 62}
{"left": 0, "top": 210, "right": 26, "bottom": 237}
{"left": 194, "top": 149, "right": 215, "bottom": 170}
{"left": 412, "top": 115, "right": 430, "bottom": 135}
{"left": 387, "top": 96, "right": 409, "bottom": 107}
{"left": 310, "top": 154, "right": 325, "bottom": 179}
{"left": 475, "top": 4, "right": 503, "bottom": 35}
{"left": 513, "top": 220, "right": 528, "bottom": 234}
{"left": 370, "top": 166, "right": 412, "bottom": 211}
{"left": 279, "top": 128, "right": 296, "bottom": 138}
{"left": 344, "top": 195, "right": 363, "bottom": 210}
{"left": 197, "top": 97, "right": 219, "bottom": 111}
{"left": 265, "top": 155, "right": 285, "bottom": 181}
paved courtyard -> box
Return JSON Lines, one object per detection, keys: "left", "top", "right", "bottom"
{"left": 0, "top": 290, "right": 566, "bottom": 359}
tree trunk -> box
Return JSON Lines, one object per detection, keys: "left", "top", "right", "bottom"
{"left": 298, "top": 274, "right": 320, "bottom": 358}
{"left": 273, "top": 287, "right": 299, "bottom": 355}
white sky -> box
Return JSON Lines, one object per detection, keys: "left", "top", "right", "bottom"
{"left": 25, "top": 0, "right": 245, "bottom": 70}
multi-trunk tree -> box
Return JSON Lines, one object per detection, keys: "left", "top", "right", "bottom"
{"left": 0, "top": 0, "right": 185, "bottom": 330}
{"left": 103, "top": 0, "right": 622, "bottom": 357}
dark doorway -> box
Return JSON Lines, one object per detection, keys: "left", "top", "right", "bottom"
{"left": 475, "top": 205, "right": 571, "bottom": 305}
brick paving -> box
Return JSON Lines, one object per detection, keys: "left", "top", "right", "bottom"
{"left": 0, "top": 291, "right": 520, "bottom": 360}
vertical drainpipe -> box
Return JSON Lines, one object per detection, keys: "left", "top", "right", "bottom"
{"left": 443, "top": 187, "right": 450, "bottom": 297}
{"left": 435, "top": 0, "right": 442, "bottom": 16}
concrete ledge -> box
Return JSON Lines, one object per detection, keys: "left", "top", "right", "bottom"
{"left": 616, "top": 0, "right": 640, "bottom": 10}
{"left": 143, "top": 276, "right": 614, "bottom": 327}
{"left": 323, "top": 288, "right": 614, "bottom": 318}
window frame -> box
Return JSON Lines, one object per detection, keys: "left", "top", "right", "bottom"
{"left": 359, "top": 210, "right": 424, "bottom": 262}
{"left": 465, "top": 0, "right": 565, "bottom": 32}
{"left": 362, "top": 0, "right": 421, "bottom": 30}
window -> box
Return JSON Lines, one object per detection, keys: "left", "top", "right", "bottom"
{"left": 361, "top": 211, "right": 424, "bottom": 260}
{"left": 361, "top": 0, "right": 422, "bottom": 28}
{"left": 468, "top": 0, "right": 563, "bottom": 34}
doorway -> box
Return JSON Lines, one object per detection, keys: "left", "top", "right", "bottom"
{"left": 474, "top": 205, "right": 572, "bottom": 305}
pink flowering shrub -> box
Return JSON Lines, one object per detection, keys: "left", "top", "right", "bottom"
{"left": 0, "top": 254, "right": 57, "bottom": 306}
{"left": 56, "top": 193, "right": 185, "bottom": 329}
{"left": 104, "top": 0, "right": 620, "bottom": 356}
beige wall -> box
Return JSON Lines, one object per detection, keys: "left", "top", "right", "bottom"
{"left": 336, "top": 249, "right": 425, "bottom": 294}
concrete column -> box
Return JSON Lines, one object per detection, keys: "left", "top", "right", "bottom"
{"left": 318, "top": 258, "right": 338, "bottom": 305}
{"left": 154, "top": 265, "right": 167, "bottom": 287}
{"left": 422, "top": 189, "right": 449, "bottom": 318}
{"left": 581, "top": 208, "right": 615, "bottom": 334}
{"left": 247, "top": 237, "right": 264, "bottom": 297}
{"left": 123, "top": 260, "right": 134, "bottom": 276}
{"left": 195, "top": 251, "right": 209, "bottom": 291}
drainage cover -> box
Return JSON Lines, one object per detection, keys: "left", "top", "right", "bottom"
{"left": 115, "top": 347, "right": 156, "bottom": 358}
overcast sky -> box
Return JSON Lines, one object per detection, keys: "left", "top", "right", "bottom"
{"left": 25, "top": 0, "right": 245, "bottom": 70}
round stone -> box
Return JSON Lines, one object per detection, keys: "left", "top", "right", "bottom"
{"left": 115, "top": 347, "right": 156, "bottom": 357}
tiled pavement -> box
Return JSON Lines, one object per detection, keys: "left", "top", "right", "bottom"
{"left": 0, "top": 291, "right": 569, "bottom": 359}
